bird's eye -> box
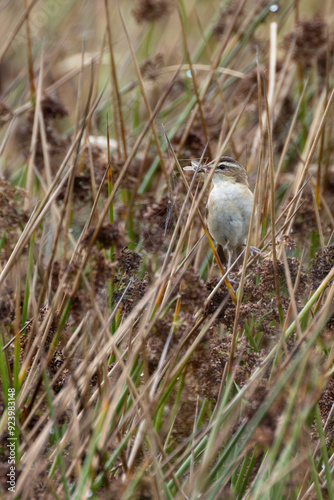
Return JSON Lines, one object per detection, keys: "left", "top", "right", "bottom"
{"left": 217, "top": 163, "right": 226, "bottom": 170}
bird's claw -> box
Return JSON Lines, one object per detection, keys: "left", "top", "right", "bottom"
{"left": 249, "top": 246, "right": 264, "bottom": 257}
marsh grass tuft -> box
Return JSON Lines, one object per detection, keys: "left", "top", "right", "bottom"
{"left": 1, "top": 1, "right": 334, "bottom": 498}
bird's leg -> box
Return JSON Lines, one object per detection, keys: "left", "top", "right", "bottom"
{"left": 241, "top": 244, "right": 263, "bottom": 257}
{"left": 249, "top": 246, "right": 263, "bottom": 257}
{"left": 224, "top": 249, "right": 236, "bottom": 282}
{"left": 227, "top": 250, "right": 232, "bottom": 271}
{"left": 224, "top": 250, "right": 239, "bottom": 284}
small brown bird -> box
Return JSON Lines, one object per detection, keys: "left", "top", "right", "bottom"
{"left": 187, "top": 156, "right": 255, "bottom": 272}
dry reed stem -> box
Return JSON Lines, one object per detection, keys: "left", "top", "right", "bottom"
{"left": 0, "top": 0, "right": 40, "bottom": 63}
{"left": 24, "top": 50, "right": 44, "bottom": 209}
{"left": 119, "top": 8, "right": 171, "bottom": 194}
{"left": 104, "top": 0, "right": 127, "bottom": 160}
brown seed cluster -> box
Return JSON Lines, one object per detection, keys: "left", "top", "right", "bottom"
{"left": 39, "top": 93, "right": 68, "bottom": 121}
{"left": 18, "top": 308, "right": 69, "bottom": 394}
{"left": 110, "top": 155, "right": 153, "bottom": 190}
{"left": 284, "top": 18, "right": 328, "bottom": 63}
{"left": 245, "top": 382, "right": 288, "bottom": 448}
{"left": 113, "top": 273, "right": 149, "bottom": 315}
{"left": 146, "top": 307, "right": 190, "bottom": 373}
{"left": 279, "top": 233, "right": 297, "bottom": 251}
{"left": 291, "top": 192, "right": 322, "bottom": 238}
{"left": 0, "top": 179, "right": 29, "bottom": 257}
{"left": 18, "top": 92, "right": 70, "bottom": 175}
{"left": 205, "top": 256, "right": 308, "bottom": 351}
{"left": 116, "top": 247, "right": 143, "bottom": 273}
{"left": 140, "top": 53, "right": 164, "bottom": 81}
{"left": 179, "top": 269, "right": 207, "bottom": 313}
{"left": 212, "top": 7, "right": 235, "bottom": 39}
{"left": 81, "top": 222, "right": 129, "bottom": 250}
{"left": 142, "top": 195, "right": 178, "bottom": 252}
{"left": 318, "top": 378, "right": 334, "bottom": 444}
{"left": 0, "top": 101, "right": 13, "bottom": 128}
{"left": 173, "top": 128, "right": 206, "bottom": 159}
{"left": 51, "top": 250, "right": 116, "bottom": 324}
{"left": 57, "top": 145, "right": 109, "bottom": 203}
{"left": 132, "top": 0, "right": 174, "bottom": 24}
{"left": 256, "top": 257, "right": 306, "bottom": 296}
{"left": 205, "top": 278, "right": 229, "bottom": 318}
{"left": 310, "top": 246, "right": 334, "bottom": 289}
{"left": 92, "top": 251, "right": 116, "bottom": 293}
{"left": 0, "top": 179, "right": 29, "bottom": 234}
{"left": 111, "top": 249, "right": 148, "bottom": 315}
{"left": 191, "top": 101, "right": 225, "bottom": 143}
{"left": 236, "top": 67, "right": 267, "bottom": 106}
{"left": 0, "top": 285, "right": 15, "bottom": 326}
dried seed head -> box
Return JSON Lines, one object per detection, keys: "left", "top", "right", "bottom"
{"left": 140, "top": 53, "right": 164, "bottom": 81}
{"left": 81, "top": 222, "right": 129, "bottom": 250}
{"left": 212, "top": 6, "right": 237, "bottom": 39}
{"left": 310, "top": 246, "right": 334, "bottom": 290}
{"left": 0, "top": 102, "right": 13, "bottom": 128}
{"left": 116, "top": 248, "right": 143, "bottom": 274}
{"left": 279, "top": 234, "right": 297, "bottom": 251}
{"left": 40, "top": 93, "right": 68, "bottom": 121}
{"left": 132, "top": 0, "right": 174, "bottom": 24}
{"left": 284, "top": 18, "right": 327, "bottom": 62}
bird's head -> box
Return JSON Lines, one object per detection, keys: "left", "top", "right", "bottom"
{"left": 200, "top": 156, "right": 248, "bottom": 186}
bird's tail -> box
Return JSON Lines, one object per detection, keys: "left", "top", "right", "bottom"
{"left": 216, "top": 245, "right": 245, "bottom": 269}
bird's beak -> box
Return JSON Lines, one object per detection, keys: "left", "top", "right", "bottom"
{"left": 190, "top": 160, "right": 211, "bottom": 173}
{"left": 183, "top": 159, "right": 216, "bottom": 173}
{"left": 200, "top": 158, "right": 221, "bottom": 172}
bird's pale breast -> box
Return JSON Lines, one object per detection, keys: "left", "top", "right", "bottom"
{"left": 207, "top": 181, "right": 253, "bottom": 249}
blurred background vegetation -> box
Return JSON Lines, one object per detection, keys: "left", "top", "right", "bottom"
{"left": 1, "top": 1, "right": 334, "bottom": 499}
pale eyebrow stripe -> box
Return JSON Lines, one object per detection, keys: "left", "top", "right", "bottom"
{"left": 218, "top": 161, "right": 239, "bottom": 168}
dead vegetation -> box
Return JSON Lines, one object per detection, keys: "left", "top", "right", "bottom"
{"left": 0, "top": 1, "right": 334, "bottom": 499}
